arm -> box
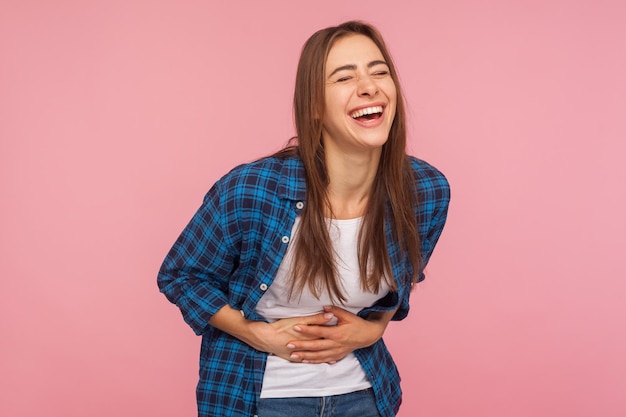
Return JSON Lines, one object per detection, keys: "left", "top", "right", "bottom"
{"left": 158, "top": 183, "right": 334, "bottom": 354}
{"left": 157, "top": 184, "right": 234, "bottom": 335}
{"left": 416, "top": 160, "right": 451, "bottom": 279}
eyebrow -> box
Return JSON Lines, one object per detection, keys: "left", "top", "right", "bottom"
{"left": 327, "top": 60, "right": 389, "bottom": 78}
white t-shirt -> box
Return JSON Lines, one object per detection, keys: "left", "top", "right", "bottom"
{"left": 255, "top": 216, "right": 390, "bottom": 398}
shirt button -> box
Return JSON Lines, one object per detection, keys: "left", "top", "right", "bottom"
{"left": 260, "top": 283, "right": 268, "bottom": 291}
{"left": 281, "top": 236, "right": 290, "bottom": 243}
{"left": 296, "top": 201, "right": 304, "bottom": 210}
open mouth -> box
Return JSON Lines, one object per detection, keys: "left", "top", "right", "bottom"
{"left": 350, "top": 105, "right": 384, "bottom": 121}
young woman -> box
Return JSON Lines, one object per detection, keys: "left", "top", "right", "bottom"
{"left": 158, "top": 21, "right": 450, "bottom": 417}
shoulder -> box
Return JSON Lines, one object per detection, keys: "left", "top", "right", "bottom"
{"left": 210, "top": 153, "right": 305, "bottom": 203}
{"left": 217, "top": 154, "right": 291, "bottom": 186}
{"left": 408, "top": 156, "right": 450, "bottom": 199}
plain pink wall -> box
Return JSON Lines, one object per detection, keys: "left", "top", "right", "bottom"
{"left": 2, "top": 1, "right": 625, "bottom": 416}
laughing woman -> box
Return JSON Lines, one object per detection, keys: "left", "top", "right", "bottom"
{"left": 157, "top": 21, "right": 450, "bottom": 417}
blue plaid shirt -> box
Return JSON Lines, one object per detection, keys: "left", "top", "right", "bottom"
{"left": 158, "top": 153, "right": 450, "bottom": 417}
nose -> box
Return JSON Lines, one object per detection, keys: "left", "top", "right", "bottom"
{"left": 356, "top": 74, "right": 378, "bottom": 97}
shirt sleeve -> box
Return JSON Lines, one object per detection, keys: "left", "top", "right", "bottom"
{"left": 386, "top": 160, "right": 451, "bottom": 321}
{"left": 157, "top": 182, "right": 237, "bottom": 335}
{"left": 417, "top": 163, "right": 451, "bottom": 282}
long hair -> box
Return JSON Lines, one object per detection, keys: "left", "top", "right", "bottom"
{"left": 277, "top": 21, "right": 421, "bottom": 304}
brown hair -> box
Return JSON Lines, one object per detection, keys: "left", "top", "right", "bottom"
{"left": 277, "top": 21, "right": 421, "bottom": 303}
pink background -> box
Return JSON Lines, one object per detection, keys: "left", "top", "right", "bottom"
{"left": 2, "top": 1, "right": 625, "bottom": 416}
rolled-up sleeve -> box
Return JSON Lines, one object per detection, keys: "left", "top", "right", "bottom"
{"left": 157, "top": 182, "right": 237, "bottom": 335}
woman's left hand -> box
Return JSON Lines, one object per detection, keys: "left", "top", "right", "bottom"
{"left": 285, "top": 305, "right": 396, "bottom": 364}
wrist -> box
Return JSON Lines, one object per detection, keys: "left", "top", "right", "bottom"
{"left": 363, "top": 310, "right": 395, "bottom": 345}
{"left": 239, "top": 320, "right": 269, "bottom": 352}
{"left": 209, "top": 305, "right": 271, "bottom": 352}
{"left": 365, "top": 320, "right": 386, "bottom": 345}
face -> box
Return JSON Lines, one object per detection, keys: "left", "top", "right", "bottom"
{"left": 322, "top": 34, "right": 397, "bottom": 156}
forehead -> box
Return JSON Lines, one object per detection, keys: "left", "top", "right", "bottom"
{"left": 325, "top": 34, "right": 385, "bottom": 72}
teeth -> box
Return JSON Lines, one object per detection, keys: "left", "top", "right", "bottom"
{"left": 350, "top": 106, "right": 383, "bottom": 119}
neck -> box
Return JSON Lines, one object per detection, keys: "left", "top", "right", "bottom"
{"left": 324, "top": 147, "right": 381, "bottom": 219}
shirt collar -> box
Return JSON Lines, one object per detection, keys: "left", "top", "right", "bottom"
{"left": 277, "top": 155, "right": 307, "bottom": 202}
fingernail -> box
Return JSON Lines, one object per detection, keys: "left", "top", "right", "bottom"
{"left": 328, "top": 361, "right": 337, "bottom": 364}
{"left": 323, "top": 313, "right": 334, "bottom": 319}
{"left": 323, "top": 305, "right": 333, "bottom": 311}
{"left": 286, "top": 343, "right": 295, "bottom": 349}
{"left": 302, "top": 360, "right": 310, "bottom": 363}
{"left": 293, "top": 325, "right": 302, "bottom": 332}
{"left": 290, "top": 353, "right": 300, "bottom": 360}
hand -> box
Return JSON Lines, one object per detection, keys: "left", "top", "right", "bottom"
{"left": 285, "top": 306, "right": 393, "bottom": 364}
{"left": 246, "top": 312, "right": 335, "bottom": 362}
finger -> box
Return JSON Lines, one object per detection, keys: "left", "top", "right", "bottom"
{"left": 298, "top": 348, "right": 349, "bottom": 364}
{"left": 286, "top": 346, "right": 334, "bottom": 362}
{"left": 299, "top": 311, "right": 335, "bottom": 326}
{"left": 293, "top": 323, "right": 337, "bottom": 339}
{"left": 323, "top": 305, "right": 355, "bottom": 320}
{"left": 289, "top": 338, "right": 337, "bottom": 353}
{"left": 289, "top": 353, "right": 339, "bottom": 364}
